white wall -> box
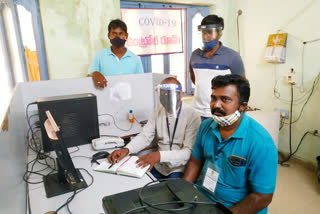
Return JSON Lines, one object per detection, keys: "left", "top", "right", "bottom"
{"left": 223, "top": 0, "right": 320, "bottom": 164}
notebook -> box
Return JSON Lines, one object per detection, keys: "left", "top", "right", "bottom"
{"left": 94, "top": 156, "right": 149, "bottom": 178}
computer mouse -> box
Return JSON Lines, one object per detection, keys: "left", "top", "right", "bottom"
{"left": 92, "top": 151, "right": 110, "bottom": 160}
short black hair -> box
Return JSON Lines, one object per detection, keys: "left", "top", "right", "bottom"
{"left": 211, "top": 74, "right": 250, "bottom": 104}
{"left": 201, "top": 15, "right": 224, "bottom": 30}
{"left": 108, "top": 19, "right": 127, "bottom": 33}
{"left": 161, "top": 77, "right": 182, "bottom": 86}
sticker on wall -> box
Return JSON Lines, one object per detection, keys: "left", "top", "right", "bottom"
{"left": 110, "top": 82, "right": 132, "bottom": 101}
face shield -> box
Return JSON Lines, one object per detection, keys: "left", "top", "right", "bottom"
{"left": 198, "top": 24, "right": 223, "bottom": 51}
{"left": 155, "top": 83, "right": 183, "bottom": 117}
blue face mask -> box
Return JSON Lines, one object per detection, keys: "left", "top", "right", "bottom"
{"left": 203, "top": 39, "right": 218, "bottom": 51}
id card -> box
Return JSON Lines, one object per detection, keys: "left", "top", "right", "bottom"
{"left": 202, "top": 161, "right": 220, "bottom": 193}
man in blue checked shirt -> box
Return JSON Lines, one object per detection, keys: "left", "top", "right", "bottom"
{"left": 88, "top": 19, "right": 143, "bottom": 89}
{"left": 183, "top": 74, "right": 278, "bottom": 214}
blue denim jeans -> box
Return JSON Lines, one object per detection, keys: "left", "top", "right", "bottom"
{"left": 201, "top": 116, "right": 211, "bottom": 122}
{"left": 150, "top": 167, "right": 183, "bottom": 180}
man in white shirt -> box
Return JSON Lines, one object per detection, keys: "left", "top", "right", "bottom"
{"left": 108, "top": 77, "right": 201, "bottom": 179}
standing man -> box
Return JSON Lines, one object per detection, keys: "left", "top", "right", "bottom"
{"left": 190, "top": 15, "right": 245, "bottom": 121}
{"left": 108, "top": 77, "right": 201, "bottom": 179}
{"left": 183, "top": 75, "right": 278, "bottom": 214}
{"left": 88, "top": 19, "right": 143, "bottom": 88}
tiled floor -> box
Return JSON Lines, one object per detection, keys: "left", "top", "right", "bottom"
{"left": 269, "top": 161, "right": 320, "bottom": 214}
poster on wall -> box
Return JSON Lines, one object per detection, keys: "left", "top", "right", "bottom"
{"left": 121, "top": 8, "right": 183, "bottom": 55}
{"left": 264, "top": 33, "right": 288, "bottom": 63}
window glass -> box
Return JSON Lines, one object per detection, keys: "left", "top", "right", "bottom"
{"left": 169, "top": 9, "right": 186, "bottom": 91}
{"left": 151, "top": 54, "right": 164, "bottom": 74}
{"left": 3, "top": 4, "right": 24, "bottom": 83}
{"left": 17, "top": 5, "right": 40, "bottom": 81}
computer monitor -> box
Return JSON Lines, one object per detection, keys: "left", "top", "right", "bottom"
{"left": 37, "top": 93, "right": 100, "bottom": 152}
{"left": 43, "top": 110, "right": 88, "bottom": 198}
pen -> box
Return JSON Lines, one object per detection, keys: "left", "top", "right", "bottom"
{"left": 108, "top": 164, "right": 114, "bottom": 169}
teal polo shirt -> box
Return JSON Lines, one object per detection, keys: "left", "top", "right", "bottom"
{"left": 192, "top": 112, "right": 278, "bottom": 214}
{"left": 88, "top": 47, "right": 144, "bottom": 76}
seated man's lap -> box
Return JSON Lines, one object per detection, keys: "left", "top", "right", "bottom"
{"left": 150, "top": 167, "right": 183, "bottom": 180}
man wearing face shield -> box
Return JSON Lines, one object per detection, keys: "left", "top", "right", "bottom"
{"left": 183, "top": 75, "right": 278, "bottom": 214}
{"left": 88, "top": 19, "right": 143, "bottom": 89}
{"left": 189, "top": 15, "right": 246, "bottom": 121}
{"left": 108, "top": 77, "right": 201, "bottom": 179}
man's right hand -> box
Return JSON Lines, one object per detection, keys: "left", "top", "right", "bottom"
{"left": 107, "top": 148, "right": 129, "bottom": 164}
{"left": 90, "top": 71, "right": 107, "bottom": 88}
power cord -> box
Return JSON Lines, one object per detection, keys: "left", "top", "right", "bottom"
{"left": 280, "top": 130, "right": 320, "bottom": 165}
{"left": 98, "top": 113, "right": 133, "bottom": 131}
{"left": 55, "top": 168, "right": 94, "bottom": 214}
{"left": 129, "top": 178, "right": 225, "bottom": 214}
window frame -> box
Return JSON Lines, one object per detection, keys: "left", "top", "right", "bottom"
{"left": 120, "top": 1, "right": 209, "bottom": 95}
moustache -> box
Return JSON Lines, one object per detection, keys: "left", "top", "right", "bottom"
{"left": 211, "top": 108, "right": 226, "bottom": 116}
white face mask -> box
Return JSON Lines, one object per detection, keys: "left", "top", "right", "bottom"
{"left": 212, "top": 110, "right": 241, "bottom": 126}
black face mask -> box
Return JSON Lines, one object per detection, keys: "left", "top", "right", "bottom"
{"left": 110, "top": 37, "right": 126, "bottom": 48}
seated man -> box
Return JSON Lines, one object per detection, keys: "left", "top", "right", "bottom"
{"left": 88, "top": 19, "right": 143, "bottom": 88}
{"left": 183, "top": 74, "right": 278, "bottom": 214}
{"left": 108, "top": 77, "right": 201, "bottom": 179}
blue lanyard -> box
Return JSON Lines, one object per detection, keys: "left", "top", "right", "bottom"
{"left": 214, "top": 140, "right": 228, "bottom": 161}
{"left": 166, "top": 104, "right": 182, "bottom": 151}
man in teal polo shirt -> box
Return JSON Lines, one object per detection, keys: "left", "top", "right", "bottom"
{"left": 183, "top": 74, "right": 278, "bottom": 214}
{"left": 88, "top": 19, "right": 143, "bottom": 88}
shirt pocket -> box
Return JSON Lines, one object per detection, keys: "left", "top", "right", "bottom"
{"left": 222, "top": 159, "right": 247, "bottom": 189}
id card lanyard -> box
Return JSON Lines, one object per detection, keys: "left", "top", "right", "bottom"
{"left": 166, "top": 104, "right": 182, "bottom": 151}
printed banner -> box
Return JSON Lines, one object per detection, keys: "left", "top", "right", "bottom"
{"left": 121, "top": 8, "right": 183, "bottom": 55}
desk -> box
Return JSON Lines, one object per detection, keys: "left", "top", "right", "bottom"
{"left": 27, "top": 144, "right": 154, "bottom": 214}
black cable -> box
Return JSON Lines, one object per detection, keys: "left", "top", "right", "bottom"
{"left": 55, "top": 168, "right": 94, "bottom": 214}
{"left": 123, "top": 200, "right": 217, "bottom": 214}
{"left": 98, "top": 113, "right": 133, "bottom": 131}
{"left": 71, "top": 155, "right": 92, "bottom": 160}
{"left": 26, "top": 102, "right": 37, "bottom": 142}
{"left": 280, "top": 131, "right": 312, "bottom": 165}
{"left": 280, "top": 83, "right": 294, "bottom": 167}
{"left": 291, "top": 73, "right": 320, "bottom": 123}
{"left": 289, "top": 84, "right": 293, "bottom": 156}
{"left": 69, "top": 146, "right": 80, "bottom": 154}
{"left": 137, "top": 179, "right": 221, "bottom": 213}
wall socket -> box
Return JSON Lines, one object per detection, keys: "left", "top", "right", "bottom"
{"left": 274, "top": 108, "right": 289, "bottom": 119}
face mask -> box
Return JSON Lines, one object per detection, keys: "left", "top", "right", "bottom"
{"left": 110, "top": 36, "right": 126, "bottom": 48}
{"left": 203, "top": 39, "right": 218, "bottom": 51}
{"left": 212, "top": 110, "right": 241, "bottom": 127}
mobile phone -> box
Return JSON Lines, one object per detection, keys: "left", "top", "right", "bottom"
{"left": 228, "top": 155, "right": 246, "bottom": 167}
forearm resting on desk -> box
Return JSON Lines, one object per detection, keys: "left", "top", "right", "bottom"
{"left": 229, "top": 192, "right": 273, "bottom": 214}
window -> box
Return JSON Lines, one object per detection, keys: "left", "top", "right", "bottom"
{"left": 192, "top": 13, "right": 204, "bottom": 52}
{"left": 151, "top": 55, "right": 164, "bottom": 74}
{"left": 0, "top": 25, "right": 12, "bottom": 126}
{"left": 3, "top": 4, "right": 25, "bottom": 83}
{"left": 121, "top": 1, "right": 209, "bottom": 95}
{"left": 17, "top": 5, "right": 40, "bottom": 81}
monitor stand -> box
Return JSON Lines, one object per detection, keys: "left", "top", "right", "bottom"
{"left": 43, "top": 165, "right": 87, "bottom": 198}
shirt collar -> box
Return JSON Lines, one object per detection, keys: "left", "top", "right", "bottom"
{"left": 210, "top": 111, "right": 249, "bottom": 143}
{"left": 107, "top": 47, "right": 133, "bottom": 59}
